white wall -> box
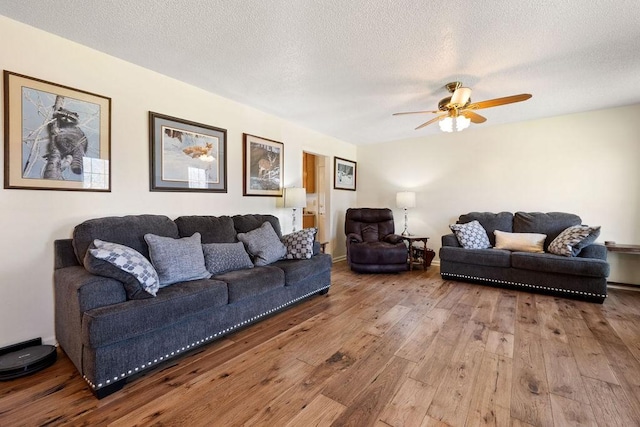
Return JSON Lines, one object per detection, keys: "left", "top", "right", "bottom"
{"left": 357, "top": 104, "right": 640, "bottom": 285}
{"left": 0, "top": 17, "right": 356, "bottom": 348}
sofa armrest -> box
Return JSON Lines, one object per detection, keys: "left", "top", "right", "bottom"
{"left": 55, "top": 266, "right": 127, "bottom": 313}
{"left": 577, "top": 244, "right": 608, "bottom": 260}
{"left": 384, "top": 234, "right": 404, "bottom": 244}
{"left": 347, "top": 233, "right": 363, "bottom": 244}
{"left": 442, "top": 233, "right": 461, "bottom": 247}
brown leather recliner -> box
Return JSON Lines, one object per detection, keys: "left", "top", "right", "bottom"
{"left": 345, "top": 208, "right": 408, "bottom": 273}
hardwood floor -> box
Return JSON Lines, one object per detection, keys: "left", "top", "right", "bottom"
{"left": 2, "top": 261, "right": 640, "bottom": 426}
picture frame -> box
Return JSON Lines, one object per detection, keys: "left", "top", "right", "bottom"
{"left": 334, "top": 156, "right": 357, "bottom": 191}
{"left": 3, "top": 71, "right": 111, "bottom": 191}
{"left": 242, "top": 133, "right": 284, "bottom": 197}
{"left": 149, "top": 112, "right": 227, "bottom": 192}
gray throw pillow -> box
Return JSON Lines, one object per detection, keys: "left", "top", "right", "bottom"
{"left": 281, "top": 228, "right": 317, "bottom": 260}
{"left": 202, "top": 242, "right": 254, "bottom": 275}
{"left": 85, "top": 239, "right": 159, "bottom": 299}
{"left": 450, "top": 220, "right": 491, "bottom": 249}
{"left": 144, "top": 232, "right": 211, "bottom": 287}
{"left": 548, "top": 225, "right": 601, "bottom": 257}
{"left": 237, "top": 221, "right": 287, "bottom": 266}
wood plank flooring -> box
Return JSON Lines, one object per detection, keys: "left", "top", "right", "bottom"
{"left": 2, "top": 261, "right": 640, "bottom": 426}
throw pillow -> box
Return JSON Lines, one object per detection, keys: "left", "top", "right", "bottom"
{"left": 494, "top": 230, "right": 546, "bottom": 253}
{"left": 548, "top": 225, "right": 601, "bottom": 257}
{"left": 282, "top": 228, "right": 317, "bottom": 260}
{"left": 237, "top": 221, "right": 287, "bottom": 266}
{"left": 85, "top": 239, "right": 159, "bottom": 299}
{"left": 144, "top": 232, "right": 211, "bottom": 287}
{"left": 202, "top": 242, "right": 254, "bottom": 275}
{"left": 449, "top": 220, "right": 491, "bottom": 249}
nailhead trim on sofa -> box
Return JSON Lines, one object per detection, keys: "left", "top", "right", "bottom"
{"left": 440, "top": 272, "right": 607, "bottom": 299}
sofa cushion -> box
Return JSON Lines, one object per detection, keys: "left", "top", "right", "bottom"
{"left": 450, "top": 220, "right": 491, "bottom": 249}
{"left": 73, "top": 214, "right": 179, "bottom": 264}
{"left": 349, "top": 241, "right": 408, "bottom": 264}
{"left": 174, "top": 215, "right": 237, "bottom": 243}
{"left": 82, "top": 278, "right": 229, "bottom": 348}
{"left": 511, "top": 252, "right": 610, "bottom": 278}
{"left": 282, "top": 228, "right": 316, "bottom": 260}
{"left": 494, "top": 230, "right": 546, "bottom": 253}
{"left": 273, "top": 253, "right": 333, "bottom": 286}
{"left": 144, "top": 233, "right": 211, "bottom": 287}
{"left": 202, "top": 242, "right": 254, "bottom": 275}
{"left": 85, "top": 240, "right": 159, "bottom": 299}
{"left": 439, "top": 246, "right": 512, "bottom": 268}
{"left": 237, "top": 221, "right": 287, "bottom": 266}
{"left": 214, "top": 266, "right": 285, "bottom": 302}
{"left": 513, "top": 212, "right": 581, "bottom": 250}
{"left": 548, "top": 225, "right": 601, "bottom": 257}
{"left": 458, "top": 212, "right": 513, "bottom": 246}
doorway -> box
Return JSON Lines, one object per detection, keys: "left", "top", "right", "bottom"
{"left": 303, "top": 152, "right": 330, "bottom": 252}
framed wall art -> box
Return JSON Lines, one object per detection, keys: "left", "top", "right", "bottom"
{"left": 334, "top": 156, "right": 357, "bottom": 191}
{"left": 149, "top": 112, "right": 227, "bottom": 192}
{"left": 242, "top": 133, "right": 284, "bottom": 197}
{"left": 3, "top": 71, "right": 111, "bottom": 191}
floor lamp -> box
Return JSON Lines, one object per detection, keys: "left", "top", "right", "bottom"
{"left": 396, "top": 191, "right": 416, "bottom": 236}
{"left": 284, "top": 187, "right": 306, "bottom": 232}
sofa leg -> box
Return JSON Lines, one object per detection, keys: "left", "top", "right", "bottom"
{"left": 317, "top": 288, "right": 329, "bottom": 295}
{"left": 92, "top": 379, "right": 126, "bottom": 399}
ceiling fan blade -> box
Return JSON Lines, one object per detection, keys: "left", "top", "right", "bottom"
{"left": 392, "top": 110, "right": 440, "bottom": 116}
{"left": 467, "top": 94, "right": 532, "bottom": 110}
{"left": 415, "top": 114, "right": 447, "bottom": 130}
{"left": 462, "top": 110, "right": 486, "bottom": 123}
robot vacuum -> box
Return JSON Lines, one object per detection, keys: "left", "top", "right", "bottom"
{"left": 0, "top": 338, "right": 57, "bottom": 380}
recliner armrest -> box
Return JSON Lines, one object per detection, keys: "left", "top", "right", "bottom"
{"left": 442, "top": 233, "right": 461, "bottom": 247}
{"left": 384, "top": 234, "right": 405, "bottom": 244}
{"left": 347, "top": 233, "right": 363, "bottom": 243}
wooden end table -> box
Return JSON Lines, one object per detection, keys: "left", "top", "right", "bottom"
{"left": 400, "top": 236, "right": 431, "bottom": 270}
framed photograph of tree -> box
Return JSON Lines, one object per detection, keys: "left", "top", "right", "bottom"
{"left": 3, "top": 71, "right": 111, "bottom": 191}
{"left": 334, "top": 156, "right": 357, "bottom": 191}
{"left": 149, "top": 112, "right": 227, "bottom": 192}
{"left": 242, "top": 133, "right": 284, "bottom": 197}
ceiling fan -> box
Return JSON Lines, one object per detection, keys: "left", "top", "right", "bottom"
{"left": 393, "top": 82, "right": 532, "bottom": 132}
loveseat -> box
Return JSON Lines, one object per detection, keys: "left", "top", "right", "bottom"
{"left": 439, "top": 212, "right": 609, "bottom": 303}
{"left": 54, "top": 214, "right": 332, "bottom": 398}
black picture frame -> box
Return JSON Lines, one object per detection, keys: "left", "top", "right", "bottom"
{"left": 334, "top": 156, "right": 357, "bottom": 191}
{"left": 242, "top": 133, "right": 284, "bottom": 197}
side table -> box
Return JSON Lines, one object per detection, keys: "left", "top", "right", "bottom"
{"left": 400, "top": 236, "right": 431, "bottom": 270}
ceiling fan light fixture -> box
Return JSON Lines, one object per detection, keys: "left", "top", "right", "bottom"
{"left": 439, "top": 117, "right": 453, "bottom": 132}
{"left": 456, "top": 115, "right": 471, "bottom": 131}
{"left": 450, "top": 87, "right": 471, "bottom": 107}
{"left": 439, "top": 115, "right": 470, "bottom": 133}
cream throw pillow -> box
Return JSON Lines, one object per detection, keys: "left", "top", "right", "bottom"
{"left": 494, "top": 230, "right": 546, "bottom": 253}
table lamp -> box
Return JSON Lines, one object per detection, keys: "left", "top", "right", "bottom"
{"left": 284, "top": 187, "right": 307, "bottom": 232}
{"left": 396, "top": 191, "right": 416, "bottom": 236}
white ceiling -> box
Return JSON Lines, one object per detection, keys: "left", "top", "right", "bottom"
{"left": 2, "top": 1, "right": 640, "bottom": 145}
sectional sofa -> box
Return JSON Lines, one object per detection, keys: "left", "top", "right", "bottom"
{"left": 54, "top": 213, "right": 332, "bottom": 398}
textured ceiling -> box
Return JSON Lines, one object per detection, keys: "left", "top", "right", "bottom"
{"left": 2, "top": 1, "right": 640, "bottom": 144}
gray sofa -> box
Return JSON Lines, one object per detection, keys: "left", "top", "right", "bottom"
{"left": 54, "top": 214, "right": 332, "bottom": 398}
{"left": 439, "top": 212, "right": 609, "bottom": 303}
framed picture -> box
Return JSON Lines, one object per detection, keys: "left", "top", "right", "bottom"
{"left": 149, "top": 112, "right": 227, "bottom": 192}
{"left": 242, "top": 133, "right": 284, "bottom": 197}
{"left": 334, "top": 156, "right": 357, "bottom": 191}
{"left": 3, "top": 71, "right": 111, "bottom": 191}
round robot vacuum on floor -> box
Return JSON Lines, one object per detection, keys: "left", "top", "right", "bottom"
{"left": 0, "top": 345, "right": 57, "bottom": 380}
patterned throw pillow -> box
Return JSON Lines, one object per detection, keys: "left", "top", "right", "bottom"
{"left": 237, "top": 221, "right": 287, "bottom": 266}
{"left": 450, "top": 220, "right": 491, "bottom": 249}
{"left": 282, "top": 228, "right": 317, "bottom": 260}
{"left": 202, "top": 242, "right": 254, "bottom": 275}
{"left": 86, "top": 239, "right": 160, "bottom": 298}
{"left": 144, "top": 232, "right": 211, "bottom": 287}
{"left": 548, "top": 225, "right": 601, "bottom": 257}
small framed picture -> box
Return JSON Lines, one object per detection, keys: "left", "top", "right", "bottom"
{"left": 243, "top": 133, "right": 284, "bottom": 197}
{"left": 3, "top": 71, "right": 111, "bottom": 191}
{"left": 334, "top": 156, "right": 357, "bottom": 191}
{"left": 149, "top": 112, "right": 227, "bottom": 192}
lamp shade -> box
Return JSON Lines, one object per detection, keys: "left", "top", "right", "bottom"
{"left": 284, "top": 187, "right": 306, "bottom": 208}
{"left": 396, "top": 191, "right": 416, "bottom": 209}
